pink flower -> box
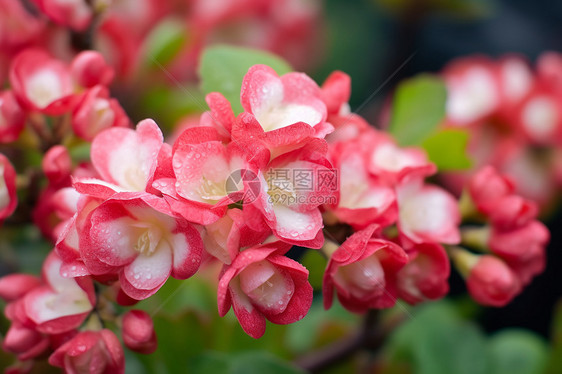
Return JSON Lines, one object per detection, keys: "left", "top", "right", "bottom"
{"left": 72, "top": 85, "right": 131, "bottom": 141}
{"left": 0, "top": 153, "right": 17, "bottom": 222}
{"left": 469, "top": 166, "right": 542, "bottom": 230}
{"left": 486, "top": 194, "right": 538, "bottom": 230}
{"left": 157, "top": 126, "right": 268, "bottom": 225}
{"left": 71, "top": 51, "right": 115, "bottom": 89}
{"left": 43, "top": 145, "right": 72, "bottom": 186}
{"left": 327, "top": 141, "right": 397, "bottom": 228}
{"left": 201, "top": 208, "right": 269, "bottom": 265}
{"left": 0, "top": 0, "right": 45, "bottom": 50}
{"left": 199, "top": 92, "right": 235, "bottom": 141}
{"left": 232, "top": 64, "right": 331, "bottom": 151}
{"left": 489, "top": 220, "right": 549, "bottom": 285}
{"left": 75, "top": 119, "right": 164, "bottom": 197}
{"left": 2, "top": 322, "right": 50, "bottom": 361}
{"left": 0, "top": 90, "right": 25, "bottom": 143}
{"left": 468, "top": 166, "right": 514, "bottom": 213}
{"left": 218, "top": 241, "right": 312, "bottom": 339}
{"left": 320, "top": 70, "right": 351, "bottom": 116}
{"left": 0, "top": 274, "right": 42, "bottom": 302}
{"left": 396, "top": 243, "right": 450, "bottom": 305}
{"left": 122, "top": 310, "right": 157, "bottom": 354}
{"left": 323, "top": 225, "right": 409, "bottom": 313}
{"left": 21, "top": 252, "right": 95, "bottom": 334}
{"left": 496, "top": 56, "right": 533, "bottom": 115}
{"left": 443, "top": 57, "right": 500, "bottom": 127}
{"left": 55, "top": 194, "right": 102, "bottom": 276}
{"left": 9, "top": 49, "right": 77, "bottom": 115}
{"left": 466, "top": 255, "right": 521, "bottom": 307}
{"left": 513, "top": 86, "right": 562, "bottom": 145}
{"left": 32, "top": 0, "right": 93, "bottom": 31}
{"left": 49, "top": 329, "right": 125, "bottom": 374}
{"left": 78, "top": 194, "right": 203, "bottom": 300}
{"left": 396, "top": 178, "right": 460, "bottom": 245}
{"left": 537, "top": 52, "right": 562, "bottom": 93}
{"left": 0, "top": 252, "right": 94, "bottom": 357}
{"left": 246, "top": 139, "right": 335, "bottom": 248}
{"left": 366, "top": 132, "right": 436, "bottom": 185}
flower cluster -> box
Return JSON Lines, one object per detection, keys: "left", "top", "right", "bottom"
{"left": 0, "top": 55, "right": 552, "bottom": 373}
{"left": 451, "top": 166, "right": 549, "bottom": 306}
{"left": 0, "top": 0, "right": 319, "bottom": 84}
{"left": 440, "top": 53, "right": 562, "bottom": 207}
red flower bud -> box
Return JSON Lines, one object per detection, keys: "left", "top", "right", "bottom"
{"left": 122, "top": 310, "right": 157, "bottom": 354}
{"left": 467, "top": 255, "right": 521, "bottom": 307}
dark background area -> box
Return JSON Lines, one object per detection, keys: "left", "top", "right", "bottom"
{"left": 315, "top": 0, "right": 562, "bottom": 338}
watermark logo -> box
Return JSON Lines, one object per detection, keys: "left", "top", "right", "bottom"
{"left": 225, "top": 169, "right": 262, "bottom": 203}
{"left": 224, "top": 167, "right": 338, "bottom": 206}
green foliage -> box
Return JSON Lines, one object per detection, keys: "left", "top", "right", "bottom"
{"left": 143, "top": 19, "right": 188, "bottom": 68}
{"left": 387, "top": 74, "right": 472, "bottom": 171}
{"left": 299, "top": 250, "right": 327, "bottom": 290}
{"left": 381, "top": 301, "right": 549, "bottom": 374}
{"left": 129, "top": 276, "right": 358, "bottom": 373}
{"left": 286, "top": 300, "right": 359, "bottom": 353}
{"left": 546, "top": 301, "right": 562, "bottom": 373}
{"left": 199, "top": 45, "right": 293, "bottom": 114}
{"left": 421, "top": 128, "right": 472, "bottom": 170}
{"left": 388, "top": 74, "right": 447, "bottom": 146}
{"left": 188, "top": 351, "right": 305, "bottom": 374}
{"left": 384, "top": 301, "right": 488, "bottom": 374}
{"left": 140, "top": 85, "right": 206, "bottom": 129}
{"left": 488, "top": 330, "right": 548, "bottom": 374}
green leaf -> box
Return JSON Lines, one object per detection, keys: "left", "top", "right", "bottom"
{"left": 286, "top": 300, "right": 358, "bottom": 353}
{"left": 388, "top": 75, "right": 447, "bottom": 146}
{"left": 547, "top": 301, "right": 562, "bottom": 373}
{"left": 140, "top": 85, "right": 207, "bottom": 129}
{"left": 383, "top": 300, "right": 488, "bottom": 374}
{"left": 199, "top": 45, "right": 293, "bottom": 114}
{"left": 189, "top": 351, "right": 305, "bottom": 374}
{"left": 299, "top": 250, "right": 327, "bottom": 290}
{"left": 421, "top": 129, "right": 472, "bottom": 171}
{"left": 143, "top": 19, "right": 188, "bottom": 68}
{"left": 488, "top": 330, "right": 548, "bottom": 374}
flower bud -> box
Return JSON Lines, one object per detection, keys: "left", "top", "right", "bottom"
{"left": 122, "top": 310, "right": 157, "bottom": 354}
{"left": 468, "top": 166, "right": 514, "bottom": 212}
{"left": 0, "top": 91, "right": 25, "bottom": 143}
{"left": 396, "top": 243, "right": 450, "bottom": 305}
{"left": 48, "top": 329, "right": 125, "bottom": 374}
{"left": 2, "top": 324, "right": 49, "bottom": 360}
{"left": 466, "top": 255, "right": 521, "bottom": 307}
{"left": 0, "top": 274, "right": 41, "bottom": 302}
{"left": 43, "top": 145, "right": 72, "bottom": 185}
{"left": 71, "top": 51, "right": 114, "bottom": 88}
{"left": 323, "top": 224, "right": 408, "bottom": 313}
{"left": 0, "top": 153, "right": 17, "bottom": 221}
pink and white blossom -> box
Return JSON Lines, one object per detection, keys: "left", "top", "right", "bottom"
{"left": 323, "top": 225, "right": 409, "bottom": 313}
{"left": 218, "top": 241, "right": 312, "bottom": 339}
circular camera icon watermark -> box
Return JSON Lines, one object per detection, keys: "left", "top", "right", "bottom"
{"left": 225, "top": 169, "right": 262, "bottom": 204}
